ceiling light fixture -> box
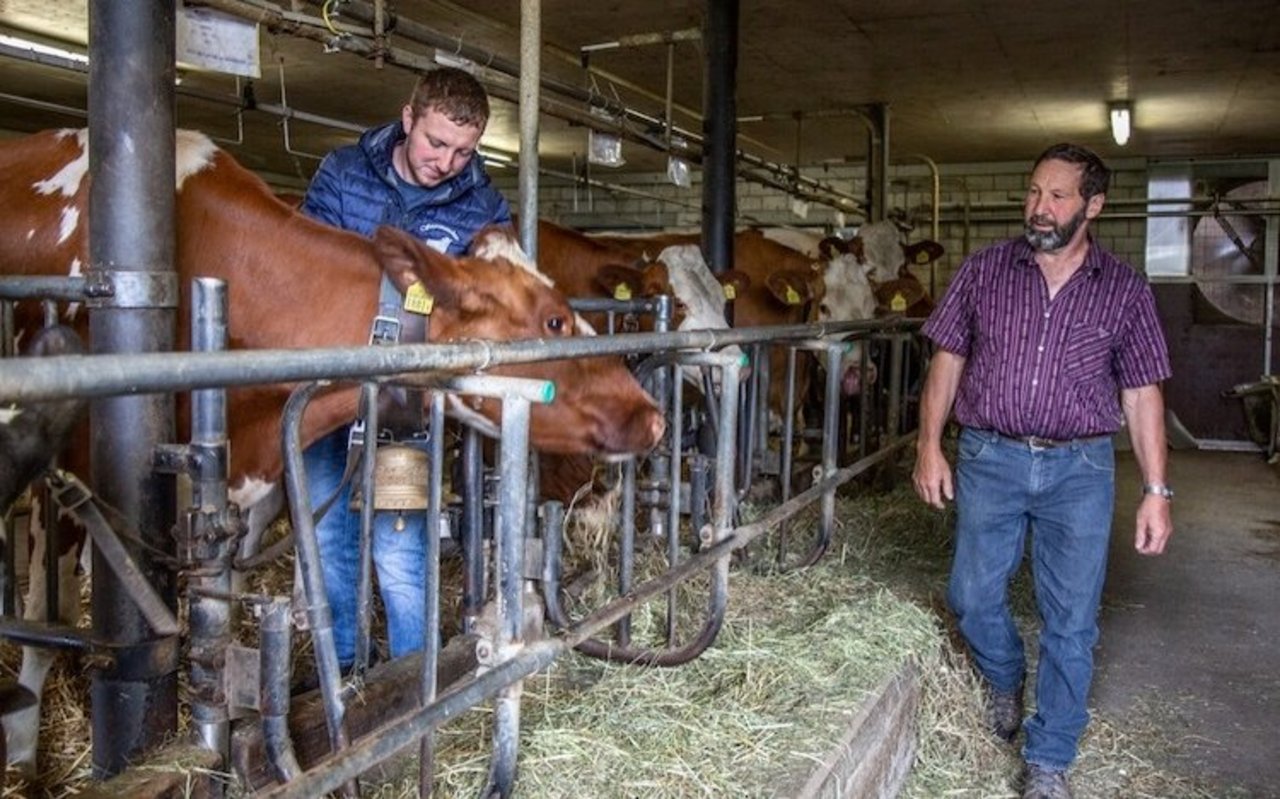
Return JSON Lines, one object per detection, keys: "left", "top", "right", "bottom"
{"left": 1109, "top": 101, "right": 1132, "bottom": 146}
{"left": 0, "top": 33, "right": 89, "bottom": 67}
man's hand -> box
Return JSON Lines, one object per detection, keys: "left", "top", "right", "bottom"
{"left": 1134, "top": 495, "right": 1173, "bottom": 555}
{"left": 913, "top": 445, "right": 954, "bottom": 509}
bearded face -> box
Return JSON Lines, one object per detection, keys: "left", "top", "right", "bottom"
{"left": 1024, "top": 204, "right": 1087, "bottom": 252}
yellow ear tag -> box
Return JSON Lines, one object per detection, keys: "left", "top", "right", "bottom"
{"left": 613, "top": 283, "right": 632, "bottom": 301}
{"left": 785, "top": 286, "right": 802, "bottom": 305}
{"left": 891, "top": 292, "right": 907, "bottom": 312}
{"left": 916, "top": 250, "right": 930, "bottom": 265}
{"left": 723, "top": 284, "right": 737, "bottom": 300}
{"left": 403, "top": 281, "right": 435, "bottom": 315}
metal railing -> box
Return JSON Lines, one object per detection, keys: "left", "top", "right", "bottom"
{"left": 0, "top": 275, "right": 923, "bottom": 795}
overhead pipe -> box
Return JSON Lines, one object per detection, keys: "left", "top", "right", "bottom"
{"left": 209, "top": 0, "right": 860, "bottom": 212}
{"left": 2, "top": 0, "right": 860, "bottom": 213}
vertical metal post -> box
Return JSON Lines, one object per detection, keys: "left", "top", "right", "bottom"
{"left": 1264, "top": 159, "right": 1278, "bottom": 373}
{"left": 886, "top": 333, "right": 905, "bottom": 437}
{"left": 462, "top": 427, "right": 486, "bottom": 632}
{"left": 418, "top": 391, "right": 446, "bottom": 797}
{"left": 709, "top": 356, "right": 741, "bottom": 574}
{"left": 701, "top": 0, "right": 738, "bottom": 276}
{"left": 616, "top": 458, "right": 636, "bottom": 646}
{"left": 187, "top": 278, "right": 231, "bottom": 772}
{"left": 865, "top": 103, "right": 890, "bottom": 222}
{"left": 778, "top": 346, "right": 798, "bottom": 562}
{"left": 261, "top": 597, "right": 301, "bottom": 783}
{"left": 87, "top": 0, "right": 178, "bottom": 776}
{"left": 281, "top": 384, "right": 356, "bottom": 796}
{"left": 483, "top": 396, "right": 532, "bottom": 798}
{"left": 354, "top": 383, "right": 379, "bottom": 675}
{"left": 518, "top": 0, "right": 541, "bottom": 259}
{"left": 665, "top": 357, "right": 684, "bottom": 643}
{"left": 820, "top": 345, "right": 843, "bottom": 549}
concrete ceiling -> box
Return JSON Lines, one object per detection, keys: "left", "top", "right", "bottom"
{"left": 2, "top": 1, "right": 1279, "bottom": 190}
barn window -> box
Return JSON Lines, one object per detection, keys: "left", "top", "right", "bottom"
{"left": 1145, "top": 167, "right": 1193, "bottom": 277}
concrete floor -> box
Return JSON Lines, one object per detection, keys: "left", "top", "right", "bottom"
{"left": 1093, "top": 449, "right": 1280, "bottom": 798}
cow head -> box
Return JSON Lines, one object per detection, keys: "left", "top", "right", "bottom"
{"left": 375, "top": 226, "right": 664, "bottom": 456}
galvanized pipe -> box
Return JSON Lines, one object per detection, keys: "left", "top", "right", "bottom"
{"left": 665, "top": 354, "right": 684, "bottom": 643}
{"left": 353, "top": 383, "right": 378, "bottom": 676}
{"left": 481, "top": 394, "right": 534, "bottom": 798}
{"left": 777, "top": 346, "right": 799, "bottom": 563}
{"left": 615, "top": 457, "right": 637, "bottom": 646}
{"left": 461, "top": 426, "right": 486, "bottom": 633}
{"left": 418, "top": 391, "right": 447, "bottom": 797}
{"left": 261, "top": 597, "right": 301, "bottom": 783}
{"left": 517, "top": 0, "right": 541, "bottom": 260}
{"left": 87, "top": 0, "right": 179, "bottom": 777}
{"left": 187, "top": 278, "right": 233, "bottom": 764}
{"left": 280, "top": 382, "right": 353, "bottom": 787}
{"left": 885, "top": 333, "right": 907, "bottom": 438}
{"left": 0, "top": 320, "right": 905, "bottom": 403}
{"left": 0, "top": 276, "right": 90, "bottom": 302}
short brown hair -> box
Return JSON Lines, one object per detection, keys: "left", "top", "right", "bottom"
{"left": 1033, "top": 142, "right": 1111, "bottom": 200}
{"left": 408, "top": 66, "right": 490, "bottom": 130}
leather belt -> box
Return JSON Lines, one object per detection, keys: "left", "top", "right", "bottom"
{"left": 992, "top": 431, "right": 1110, "bottom": 450}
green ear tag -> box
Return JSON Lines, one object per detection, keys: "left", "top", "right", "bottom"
{"left": 404, "top": 281, "right": 435, "bottom": 315}
{"left": 785, "top": 286, "right": 802, "bottom": 305}
{"left": 916, "top": 250, "right": 930, "bottom": 264}
{"left": 723, "top": 283, "right": 737, "bottom": 300}
{"left": 613, "top": 283, "right": 633, "bottom": 301}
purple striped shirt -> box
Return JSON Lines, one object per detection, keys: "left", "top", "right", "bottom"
{"left": 922, "top": 237, "right": 1171, "bottom": 439}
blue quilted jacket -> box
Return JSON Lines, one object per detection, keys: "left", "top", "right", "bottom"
{"left": 300, "top": 121, "right": 511, "bottom": 256}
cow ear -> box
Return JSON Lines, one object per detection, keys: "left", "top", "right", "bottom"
{"left": 874, "top": 277, "right": 927, "bottom": 313}
{"left": 818, "top": 236, "right": 849, "bottom": 259}
{"left": 848, "top": 236, "right": 866, "bottom": 264}
{"left": 595, "top": 262, "right": 645, "bottom": 300}
{"left": 903, "top": 240, "right": 944, "bottom": 266}
{"left": 717, "top": 269, "right": 751, "bottom": 302}
{"left": 372, "top": 226, "right": 462, "bottom": 303}
{"left": 806, "top": 270, "right": 827, "bottom": 304}
{"left": 765, "top": 269, "right": 817, "bottom": 307}
{"left": 639, "top": 261, "right": 672, "bottom": 296}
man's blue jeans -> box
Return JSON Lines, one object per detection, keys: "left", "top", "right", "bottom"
{"left": 303, "top": 426, "right": 427, "bottom": 667}
{"left": 948, "top": 427, "right": 1115, "bottom": 771}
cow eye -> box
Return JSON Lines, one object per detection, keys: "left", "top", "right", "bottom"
{"left": 546, "top": 315, "right": 566, "bottom": 335}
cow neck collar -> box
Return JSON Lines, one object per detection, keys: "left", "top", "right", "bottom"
{"left": 372, "top": 273, "right": 429, "bottom": 346}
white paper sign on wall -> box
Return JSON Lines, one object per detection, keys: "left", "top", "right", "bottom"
{"left": 177, "top": 5, "right": 260, "bottom": 79}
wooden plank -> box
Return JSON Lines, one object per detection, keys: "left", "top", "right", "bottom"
{"left": 231, "top": 633, "right": 480, "bottom": 790}
{"left": 77, "top": 744, "right": 225, "bottom": 799}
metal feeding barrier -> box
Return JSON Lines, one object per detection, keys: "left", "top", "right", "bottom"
{"left": 0, "top": 274, "right": 924, "bottom": 796}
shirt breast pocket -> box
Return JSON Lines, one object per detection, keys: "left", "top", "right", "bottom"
{"left": 1063, "top": 324, "right": 1113, "bottom": 381}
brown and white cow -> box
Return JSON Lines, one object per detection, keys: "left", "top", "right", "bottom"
{"left": 0, "top": 128, "right": 664, "bottom": 773}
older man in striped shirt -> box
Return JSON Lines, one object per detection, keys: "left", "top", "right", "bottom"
{"left": 912, "top": 143, "right": 1173, "bottom": 799}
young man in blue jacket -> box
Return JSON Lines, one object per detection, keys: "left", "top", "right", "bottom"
{"left": 299, "top": 66, "right": 512, "bottom": 670}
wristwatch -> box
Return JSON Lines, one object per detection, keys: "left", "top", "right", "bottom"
{"left": 1142, "top": 483, "right": 1174, "bottom": 500}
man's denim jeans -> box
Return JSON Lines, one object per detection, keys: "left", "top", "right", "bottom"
{"left": 303, "top": 426, "right": 427, "bottom": 666}
{"left": 948, "top": 427, "right": 1115, "bottom": 771}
